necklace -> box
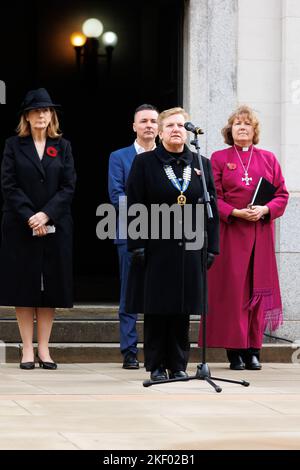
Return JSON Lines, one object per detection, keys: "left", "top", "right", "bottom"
{"left": 163, "top": 164, "right": 192, "bottom": 205}
{"left": 233, "top": 145, "right": 254, "bottom": 185}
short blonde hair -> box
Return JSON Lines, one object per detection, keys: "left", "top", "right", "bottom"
{"left": 157, "top": 107, "right": 189, "bottom": 131}
{"left": 16, "top": 108, "right": 62, "bottom": 138}
{"left": 222, "top": 105, "right": 260, "bottom": 145}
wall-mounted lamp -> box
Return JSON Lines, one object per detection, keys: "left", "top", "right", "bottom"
{"left": 70, "top": 18, "right": 118, "bottom": 73}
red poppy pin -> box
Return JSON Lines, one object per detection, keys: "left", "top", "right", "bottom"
{"left": 46, "top": 146, "right": 58, "bottom": 158}
{"left": 227, "top": 163, "right": 236, "bottom": 170}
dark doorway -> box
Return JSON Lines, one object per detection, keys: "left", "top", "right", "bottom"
{"left": 0, "top": 0, "right": 184, "bottom": 302}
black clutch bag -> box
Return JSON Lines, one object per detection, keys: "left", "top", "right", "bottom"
{"left": 249, "top": 177, "right": 277, "bottom": 206}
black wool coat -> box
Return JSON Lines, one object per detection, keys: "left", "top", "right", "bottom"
{"left": 0, "top": 135, "right": 76, "bottom": 307}
{"left": 125, "top": 144, "right": 220, "bottom": 315}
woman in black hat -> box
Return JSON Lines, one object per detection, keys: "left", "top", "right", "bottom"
{"left": 0, "top": 88, "right": 76, "bottom": 369}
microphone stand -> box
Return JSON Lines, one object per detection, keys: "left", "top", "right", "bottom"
{"left": 143, "top": 129, "right": 250, "bottom": 392}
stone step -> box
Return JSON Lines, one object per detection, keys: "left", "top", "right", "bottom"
{"left": 5, "top": 322, "right": 289, "bottom": 344}
{"left": 1, "top": 343, "right": 298, "bottom": 364}
{"left": 0, "top": 305, "right": 202, "bottom": 320}
{"left": 0, "top": 305, "right": 120, "bottom": 319}
{"left": 1, "top": 305, "right": 296, "bottom": 363}
{"left": 0, "top": 319, "right": 202, "bottom": 343}
{"left": 0, "top": 317, "right": 294, "bottom": 344}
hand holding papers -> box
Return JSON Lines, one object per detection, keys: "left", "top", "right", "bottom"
{"left": 32, "top": 225, "right": 56, "bottom": 236}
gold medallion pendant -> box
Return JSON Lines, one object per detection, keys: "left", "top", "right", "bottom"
{"left": 177, "top": 193, "right": 186, "bottom": 206}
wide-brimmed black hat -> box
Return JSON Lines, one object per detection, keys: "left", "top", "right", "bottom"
{"left": 20, "top": 88, "right": 61, "bottom": 114}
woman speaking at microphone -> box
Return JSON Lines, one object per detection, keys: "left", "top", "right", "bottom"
{"left": 126, "top": 107, "right": 219, "bottom": 382}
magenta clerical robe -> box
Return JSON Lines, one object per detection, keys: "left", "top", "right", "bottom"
{"left": 199, "top": 145, "right": 289, "bottom": 349}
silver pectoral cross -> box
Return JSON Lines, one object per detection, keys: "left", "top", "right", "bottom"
{"left": 242, "top": 172, "right": 252, "bottom": 185}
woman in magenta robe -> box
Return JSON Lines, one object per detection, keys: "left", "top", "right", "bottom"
{"left": 198, "top": 105, "right": 289, "bottom": 370}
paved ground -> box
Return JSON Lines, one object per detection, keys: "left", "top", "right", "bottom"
{"left": 0, "top": 362, "right": 299, "bottom": 450}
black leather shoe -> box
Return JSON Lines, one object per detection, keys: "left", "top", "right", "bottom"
{"left": 229, "top": 355, "right": 245, "bottom": 370}
{"left": 18, "top": 345, "right": 35, "bottom": 370}
{"left": 168, "top": 370, "right": 188, "bottom": 379}
{"left": 20, "top": 361, "right": 35, "bottom": 370}
{"left": 36, "top": 354, "right": 57, "bottom": 370}
{"left": 122, "top": 352, "right": 139, "bottom": 369}
{"left": 150, "top": 367, "right": 168, "bottom": 381}
{"left": 245, "top": 355, "right": 262, "bottom": 370}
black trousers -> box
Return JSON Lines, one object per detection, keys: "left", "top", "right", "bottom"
{"left": 144, "top": 314, "right": 190, "bottom": 372}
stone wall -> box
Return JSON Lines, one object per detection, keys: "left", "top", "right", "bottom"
{"left": 183, "top": 0, "right": 300, "bottom": 340}
{"left": 183, "top": 0, "right": 238, "bottom": 157}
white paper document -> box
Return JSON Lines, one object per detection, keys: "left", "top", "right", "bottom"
{"left": 32, "top": 225, "right": 56, "bottom": 236}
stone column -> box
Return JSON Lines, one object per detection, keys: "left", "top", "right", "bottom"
{"left": 277, "top": 0, "right": 300, "bottom": 339}
{"left": 183, "top": 0, "right": 238, "bottom": 157}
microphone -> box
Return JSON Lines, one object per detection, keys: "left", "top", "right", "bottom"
{"left": 184, "top": 121, "right": 204, "bottom": 135}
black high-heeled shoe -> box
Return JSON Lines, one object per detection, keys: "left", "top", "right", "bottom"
{"left": 36, "top": 353, "right": 57, "bottom": 370}
{"left": 18, "top": 345, "right": 35, "bottom": 370}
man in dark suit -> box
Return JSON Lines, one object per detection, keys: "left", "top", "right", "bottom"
{"left": 108, "top": 104, "right": 158, "bottom": 369}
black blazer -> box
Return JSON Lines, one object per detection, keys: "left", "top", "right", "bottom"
{"left": 1, "top": 135, "right": 76, "bottom": 224}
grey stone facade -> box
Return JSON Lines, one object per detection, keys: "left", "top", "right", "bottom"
{"left": 183, "top": 0, "right": 300, "bottom": 341}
